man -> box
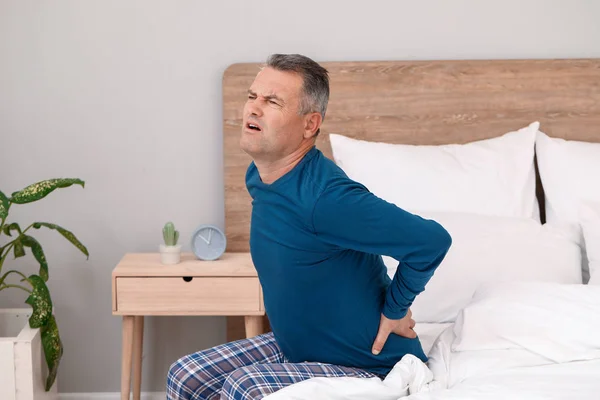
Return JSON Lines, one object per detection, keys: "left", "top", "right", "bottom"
{"left": 167, "top": 54, "right": 452, "bottom": 400}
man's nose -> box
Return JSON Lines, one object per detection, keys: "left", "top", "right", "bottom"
{"left": 247, "top": 101, "right": 263, "bottom": 117}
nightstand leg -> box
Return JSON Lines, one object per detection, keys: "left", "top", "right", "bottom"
{"left": 121, "top": 316, "right": 134, "bottom": 400}
{"left": 133, "top": 316, "right": 144, "bottom": 400}
{"left": 244, "top": 315, "right": 264, "bottom": 338}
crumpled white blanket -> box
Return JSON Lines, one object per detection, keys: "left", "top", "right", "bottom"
{"left": 262, "top": 354, "right": 444, "bottom": 400}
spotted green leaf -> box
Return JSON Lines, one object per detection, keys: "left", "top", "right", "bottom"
{"left": 40, "top": 314, "right": 62, "bottom": 391}
{"left": 13, "top": 239, "right": 26, "bottom": 258}
{"left": 32, "top": 222, "right": 89, "bottom": 259}
{"left": 25, "top": 275, "right": 53, "bottom": 328}
{"left": 3, "top": 222, "right": 22, "bottom": 237}
{"left": 0, "top": 190, "right": 8, "bottom": 219}
{"left": 10, "top": 178, "right": 85, "bottom": 204}
{"left": 21, "top": 236, "right": 48, "bottom": 281}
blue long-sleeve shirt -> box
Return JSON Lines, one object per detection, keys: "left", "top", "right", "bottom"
{"left": 246, "top": 145, "right": 452, "bottom": 376}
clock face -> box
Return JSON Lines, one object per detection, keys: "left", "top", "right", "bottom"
{"left": 191, "top": 225, "right": 226, "bottom": 261}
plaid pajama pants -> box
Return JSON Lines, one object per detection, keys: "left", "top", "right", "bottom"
{"left": 166, "top": 332, "right": 380, "bottom": 400}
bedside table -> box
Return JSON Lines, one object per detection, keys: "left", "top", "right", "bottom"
{"left": 112, "top": 252, "right": 265, "bottom": 400}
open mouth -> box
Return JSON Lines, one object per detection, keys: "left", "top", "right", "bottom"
{"left": 246, "top": 121, "right": 262, "bottom": 132}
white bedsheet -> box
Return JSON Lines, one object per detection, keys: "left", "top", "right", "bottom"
{"left": 263, "top": 283, "right": 600, "bottom": 400}
{"left": 406, "top": 360, "right": 600, "bottom": 400}
{"left": 408, "top": 324, "right": 600, "bottom": 400}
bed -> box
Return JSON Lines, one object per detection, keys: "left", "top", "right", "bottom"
{"left": 221, "top": 58, "right": 600, "bottom": 399}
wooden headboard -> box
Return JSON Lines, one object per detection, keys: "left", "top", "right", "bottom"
{"left": 223, "top": 58, "right": 600, "bottom": 252}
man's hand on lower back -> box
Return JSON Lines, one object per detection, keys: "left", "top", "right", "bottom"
{"left": 371, "top": 309, "right": 417, "bottom": 355}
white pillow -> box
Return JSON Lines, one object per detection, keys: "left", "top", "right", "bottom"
{"left": 536, "top": 130, "right": 600, "bottom": 225}
{"left": 452, "top": 282, "right": 600, "bottom": 363}
{"left": 414, "top": 323, "right": 452, "bottom": 356}
{"left": 535, "top": 131, "right": 600, "bottom": 283}
{"left": 384, "top": 211, "right": 583, "bottom": 323}
{"left": 329, "top": 122, "right": 540, "bottom": 220}
{"left": 581, "top": 201, "right": 600, "bottom": 285}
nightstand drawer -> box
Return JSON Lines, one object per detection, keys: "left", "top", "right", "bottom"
{"left": 115, "top": 277, "right": 262, "bottom": 315}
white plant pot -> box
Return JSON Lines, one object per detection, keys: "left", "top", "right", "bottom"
{"left": 159, "top": 244, "right": 182, "bottom": 265}
{"left": 0, "top": 308, "right": 58, "bottom": 400}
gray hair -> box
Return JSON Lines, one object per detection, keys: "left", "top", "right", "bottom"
{"left": 265, "top": 54, "right": 330, "bottom": 135}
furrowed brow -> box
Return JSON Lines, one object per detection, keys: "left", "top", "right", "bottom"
{"left": 264, "top": 93, "right": 285, "bottom": 104}
{"left": 247, "top": 89, "right": 284, "bottom": 104}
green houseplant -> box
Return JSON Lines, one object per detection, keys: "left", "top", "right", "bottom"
{"left": 160, "top": 221, "right": 181, "bottom": 264}
{"left": 0, "top": 178, "right": 89, "bottom": 391}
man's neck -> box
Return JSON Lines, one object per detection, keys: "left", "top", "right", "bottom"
{"left": 255, "top": 142, "right": 315, "bottom": 185}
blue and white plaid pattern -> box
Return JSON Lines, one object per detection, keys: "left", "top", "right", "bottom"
{"left": 166, "top": 332, "right": 378, "bottom": 400}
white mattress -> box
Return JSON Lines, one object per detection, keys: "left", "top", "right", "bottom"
{"left": 406, "top": 326, "right": 600, "bottom": 400}
{"left": 407, "top": 358, "right": 600, "bottom": 400}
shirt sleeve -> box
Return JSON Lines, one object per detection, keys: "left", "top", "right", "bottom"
{"left": 311, "top": 179, "right": 452, "bottom": 320}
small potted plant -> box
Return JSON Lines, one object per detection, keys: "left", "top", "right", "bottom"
{"left": 160, "top": 221, "right": 181, "bottom": 264}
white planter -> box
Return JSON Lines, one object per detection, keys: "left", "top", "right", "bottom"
{"left": 0, "top": 308, "right": 58, "bottom": 400}
{"left": 159, "top": 244, "right": 182, "bottom": 265}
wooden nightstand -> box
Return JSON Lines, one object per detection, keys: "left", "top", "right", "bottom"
{"left": 112, "top": 252, "right": 265, "bottom": 400}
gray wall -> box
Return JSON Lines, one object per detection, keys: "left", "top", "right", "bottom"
{"left": 1, "top": 0, "right": 599, "bottom": 394}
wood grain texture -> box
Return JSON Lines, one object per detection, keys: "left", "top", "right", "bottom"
{"left": 224, "top": 58, "right": 600, "bottom": 253}
{"left": 244, "top": 316, "right": 264, "bottom": 338}
{"left": 120, "top": 316, "right": 134, "bottom": 400}
{"left": 111, "top": 252, "right": 257, "bottom": 278}
{"left": 132, "top": 316, "right": 144, "bottom": 400}
{"left": 227, "top": 315, "right": 270, "bottom": 344}
{"left": 115, "top": 277, "right": 262, "bottom": 315}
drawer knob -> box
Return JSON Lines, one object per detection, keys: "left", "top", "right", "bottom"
{"left": 182, "top": 276, "right": 193, "bottom": 282}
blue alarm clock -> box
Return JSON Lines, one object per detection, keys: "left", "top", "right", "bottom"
{"left": 191, "top": 224, "right": 227, "bottom": 261}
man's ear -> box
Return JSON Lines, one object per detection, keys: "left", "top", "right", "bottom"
{"left": 303, "top": 112, "right": 323, "bottom": 139}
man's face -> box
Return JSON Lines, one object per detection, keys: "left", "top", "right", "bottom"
{"left": 240, "top": 67, "right": 308, "bottom": 161}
